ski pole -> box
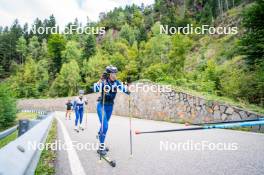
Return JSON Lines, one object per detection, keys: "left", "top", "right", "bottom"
{"left": 85, "top": 104, "right": 88, "bottom": 128}
{"left": 126, "top": 77, "right": 133, "bottom": 157}
{"left": 135, "top": 127, "right": 204, "bottom": 134}
{"left": 128, "top": 93, "right": 133, "bottom": 157}
{"left": 135, "top": 118, "right": 264, "bottom": 135}
{"left": 192, "top": 117, "right": 264, "bottom": 126}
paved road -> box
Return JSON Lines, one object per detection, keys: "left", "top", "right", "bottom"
{"left": 54, "top": 111, "right": 264, "bottom": 175}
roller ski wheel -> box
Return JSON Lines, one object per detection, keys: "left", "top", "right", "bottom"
{"left": 97, "top": 150, "right": 116, "bottom": 167}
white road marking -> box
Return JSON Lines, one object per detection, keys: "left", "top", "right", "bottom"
{"left": 56, "top": 113, "right": 86, "bottom": 175}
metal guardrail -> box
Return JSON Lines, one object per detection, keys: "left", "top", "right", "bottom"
{"left": 0, "top": 112, "right": 54, "bottom": 175}
{"left": 0, "top": 125, "right": 18, "bottom": 140}
{"left": 0, "top": 110, "right": 51, "bottom": 141}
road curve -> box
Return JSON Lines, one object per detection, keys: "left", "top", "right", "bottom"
{"left": 54, "top": 111, "right": 264, "bottom": 175}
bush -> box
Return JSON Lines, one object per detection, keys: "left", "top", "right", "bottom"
{"left": 0, "top": 84, "right": 17, "bottom": 129}
{"left": 142, "top": 64, "right": 168, "bottom": 82}
{"left": 218, "top": 57, "right": 258, "bottom": 103}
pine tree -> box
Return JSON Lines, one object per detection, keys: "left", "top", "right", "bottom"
{"left": 16, "top": 36, "right": 27, "bottom": 64}
{"left": 240, "top": 0, "right": 264, "bottom": 67}
{"left": 48, "top": 34, "right": 66, "bottom": 77}
{"left": 28, "top": 36, "right": 40, "bottom": 60}
{"left": 83, "top": 34, "right": 96, "bottom": 59}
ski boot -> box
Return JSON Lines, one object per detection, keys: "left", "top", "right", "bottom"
{"left": 96, "top": 133, "right": 109, "bottom": 151}
{"left": 97, "top": 145, "right": 107, "bottom": 156}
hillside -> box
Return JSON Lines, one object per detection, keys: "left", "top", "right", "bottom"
{"left": 0, "top": 0, "right": 263, "bottom": 113}
{"left": 180, "top": 2, "right": 263, "bottom": 113}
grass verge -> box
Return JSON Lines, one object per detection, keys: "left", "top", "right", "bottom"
{"left": 0, "top": 131, "right": 18, "bottom": 149}
{"left": 35, "top": 119, "right": 57, "bottom": 175}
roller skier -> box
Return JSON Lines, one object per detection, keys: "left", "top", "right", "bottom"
{"left": 94, "top": 65, "right": 130, "bottom": 157}
{"left": 65, "top": 99, "right": 73, "bottom": 120}
{"left": 73, "top": 90, "right": 88, "bottom": 132}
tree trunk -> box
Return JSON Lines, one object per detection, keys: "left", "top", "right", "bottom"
{"left": 226, "top": 0, "right": 229, "bottom": 10}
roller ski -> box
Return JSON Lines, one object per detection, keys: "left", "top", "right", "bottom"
{"left": 79, "top": 125, "right": 85, "bottom": 131}
{"left": 74, "top": 127, "right": 79, "bottom": 133}
{"left": 97, "top": 146, "right": 116, "bottom": 167}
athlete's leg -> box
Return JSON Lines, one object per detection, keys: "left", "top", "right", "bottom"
{"left": 100, "top": 105, "right": 113, "bottom": 144}
{"left": 97, "top": 103, "right": 102, "bottom": 135}
{"left": 65, "top": 110, "right": 68, "bottom": 119}
{"left": 75, "top": 108, "right": 79, "bottom": 127}
{"left": 79, "top": 107, "right": 84, "bottom": 125}
{"left": 97, "top": 103, "right": 108, "bottom": 145}
{"left": 105, "top": 105, "right": 113, "bottom": 122}
{"left": 69, "top": 110, "right": 71, "bottom": 120}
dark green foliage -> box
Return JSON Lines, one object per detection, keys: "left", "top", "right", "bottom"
{"left": 199, "top": 3, "right": 213, "bottom": 24}
{"left": 187, "top": 0, "right": 242, "bottom": 22}
{"left": 0, "top": 84, "right": 17, "bottom": 129}
{"left": 48, "top": 34, "right": 66, "bottom": 77}
{"left": 154, "top": 0, "right": 178, "bottom": 27}
{"left": 240, "top": 0, "right": 264, "bottom": 67}
{"left": 29, "top": 15, "right": 57, "bottom": 41}
{"left": 83, "top": 34, "right": 96, "bottom": 59}
{"left": 0, "top": 20, "right": 23, "bottom": 77}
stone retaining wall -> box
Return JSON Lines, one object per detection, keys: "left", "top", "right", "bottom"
{"left": 17, "top": 83, "right": 263, "bottom": 123}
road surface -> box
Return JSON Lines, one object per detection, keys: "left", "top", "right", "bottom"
{"left": 54, "top": 111, "right": 264, "bottom": 175}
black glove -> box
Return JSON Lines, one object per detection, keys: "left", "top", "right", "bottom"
{"left": 126, "top": 76, "right": 132, "bottom": 84}
{"left": 113, "top": 86, "right": 117, "bottom": 92}
{"left": 101, "top": 72, "right": 108, "bottom": 80}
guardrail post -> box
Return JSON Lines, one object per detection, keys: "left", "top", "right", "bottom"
{"left": 18, "top": 119, "right": 30, "bottom": 137}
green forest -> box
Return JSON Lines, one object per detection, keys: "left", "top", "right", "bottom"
{"left": 0, "top": 0, "right": 263, "bottom": 114}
